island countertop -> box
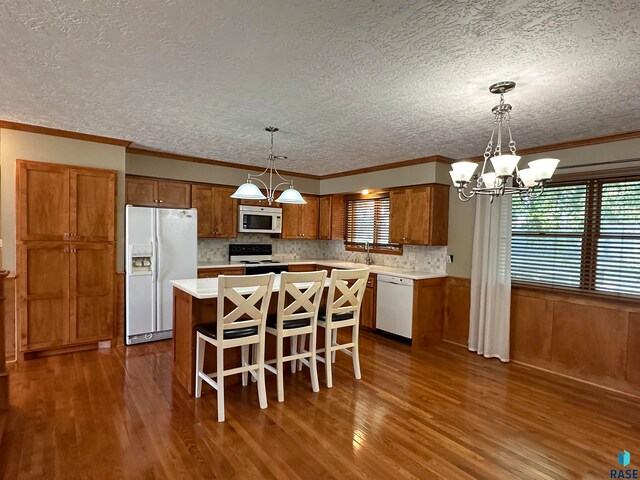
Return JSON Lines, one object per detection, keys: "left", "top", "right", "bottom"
{"left": 171, "top": 275, "right": 332, "bottom": 300}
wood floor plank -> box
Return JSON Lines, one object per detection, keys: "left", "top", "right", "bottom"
{"left": 1, "top": 331, "right": 639, "bottom": 479}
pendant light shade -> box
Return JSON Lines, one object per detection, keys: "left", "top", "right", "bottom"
{"left": 230, "top": 182, "right": 267, "bottom": 200}
{"left": 276, "top": 187, "right": 307, "bottom": 204}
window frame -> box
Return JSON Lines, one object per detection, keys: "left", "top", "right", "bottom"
{"left": 343, "top": 191, "right": 402, "bottom": 255}
{"left": 511, "top": 166, "right": 640, "bottom": 301}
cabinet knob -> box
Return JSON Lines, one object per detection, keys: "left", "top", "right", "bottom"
{"left": 158, "top": 199, "right": 163, "bottom": 203}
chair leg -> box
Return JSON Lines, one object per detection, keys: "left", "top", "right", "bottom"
{"left": 216, "top": 345, "right": 225, "bottom": 422}
{"left": 331, "top": 329, "right": 337, "bottom": 364}
{"left": 257, "top": 340, "right": 268, "bottom": 410}
{"left": 325, "top": 324, "right": 333, "bottom": 388}
{"left": 195, "top": 334, "right": 205, "bottom": 398}
{"left": 241, "top": 345, "right": 249, "bottom": 387}
{"left": 352, "top": 326, "right": 361, "bottom": 380}
{"left": 251, "top": 344, "right": 257, "bottom": 383}
{"left": 297, "top": 335, "right": 305, "bottom": 371}
{"left": 276, "top": 335, "right": 284, "bottom": 403}
{"left": 310, "top": 331, "right": 319, "bottom": 393}
{"left": 290, "top": 336, "right": 297, "bottom": 373}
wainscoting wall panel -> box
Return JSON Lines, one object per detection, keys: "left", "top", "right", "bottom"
{"left": 443, "top": 277, "right": 640, "bottom": 397}
{"left": 3, "top": 277, "right": 16, "bottom": 363}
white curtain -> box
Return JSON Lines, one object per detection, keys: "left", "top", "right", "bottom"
{"left": 468, "top": 195, "right": 512, "bottom": 362}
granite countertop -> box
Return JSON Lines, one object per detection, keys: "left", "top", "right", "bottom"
{"left": 197, "top": 259, "right": 446, "bottom": 280}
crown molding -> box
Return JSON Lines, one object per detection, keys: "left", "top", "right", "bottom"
{"left": 0, "top": 120, "right": 131, "bottom": 147}
{"left": 461, "top": 129, "right": 640, "bottom": 162}
{"left": 317, "top": 155, "right": 456, "bottom": 180}
{"left": 126, "top": 147, "right": 321, "bottom": 180}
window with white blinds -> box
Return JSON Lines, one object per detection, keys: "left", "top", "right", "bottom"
{"left": 512, "top": 176, "right": 640, "bottom": 298}
{"left": 344, "top": 196, "right": 400, "bottom": 252}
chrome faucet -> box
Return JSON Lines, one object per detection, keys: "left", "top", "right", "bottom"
{"left": 364, "top": 241, "right": 372, "bottom": 266}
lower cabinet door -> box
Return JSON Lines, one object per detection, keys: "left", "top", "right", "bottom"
{"left": 19, "top": 243, "right": 70, "bottom": 350}
{"left": 69, "top": 243, "right": 115, "bottom": 343}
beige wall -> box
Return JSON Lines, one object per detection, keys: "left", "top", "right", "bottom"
{"left": 126, "top": 153, "right": 321, "bottom": 194}
{"left": 319, "top": 162, "right": 440, "bottom": 195}
{"left": 446, "top": 137, "right": 640, "bottom": 278}
{"left": 0, "top": 129, "right": 126, "bottom": 272}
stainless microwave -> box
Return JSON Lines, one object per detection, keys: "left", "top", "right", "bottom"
{"left": 238, "top": 205, "right": 282, "bottom": 234}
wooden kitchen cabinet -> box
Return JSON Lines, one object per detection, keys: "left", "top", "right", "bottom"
{"left": 18, "top": 242, "right": 115, "bottom": 352}
{"left": 191, "top": 185, "right": 238, "bottom": 238}
{"left": 318, "top": 195, "right": 345, "bottom": 240}
{"left": 197, "top": 266, "right": 245, "bottom": 278}
{"left": 17, "top": 161, "right": 116, "bottom": 242}
{"left": 389, "top": 185, "right": 449, "bottom": 246}
{"left": 69, "top": 243, "right": 115, "bottom": 343}
{"left": 287, "top": 264, "right": 318, "bottom": 273}
{"left": 360, "top": 273, "right": 377, "bottom": 329}
{"left": 126, "top": 177, "right": 191, "bottom": 208}
{"left": 281, "top": 196, "right": 319, "bottom": 239}
{"left": 17, "top": 160, "right": 117, "bottom": 357}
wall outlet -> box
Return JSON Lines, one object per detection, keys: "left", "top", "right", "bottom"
{"left": 446, "top": 254, "right": 453, "bottom": 263}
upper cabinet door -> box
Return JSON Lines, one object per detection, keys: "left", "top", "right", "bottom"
{"left": 318, "top": 196, "right": 332, "bottom": 240}
{"left": 70, "top": 168, "right": 116, "bottom": 242}
{"left": 389, "top": 189, "right": 409, "bottom": 243}
{"left": 156, "top": 180, "right": 191, "bottom": 208}
{"left": 17, "top": 161, "right": 70, "bottom": 241}
{"left": 126, "top": 177, "right": 157, "bottom": 207}
{"left": 281, "top": 203, "right": 301, "bottom": 238}
{"left": 192, "top": 185, "right": 213, "bottom": 237}
{"left": 301, "top": 197, "right": 319, "bottom": 239}
{"left": 211, "top": 186, "right": 237, "bottom": 238}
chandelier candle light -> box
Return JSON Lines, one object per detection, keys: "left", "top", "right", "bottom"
{"left": 231, "top": 127, "right": 306, "bottom": 205}
{"left": 450, "top": 81, "right": 559, "bottom": 202}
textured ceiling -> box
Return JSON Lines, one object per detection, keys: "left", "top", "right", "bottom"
{"left": 0, "top": 1, "right": 639, "bottom": 175}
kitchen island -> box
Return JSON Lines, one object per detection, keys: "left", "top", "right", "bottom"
{"left": 170, "top": 275, "right": 332, "bottom": 396}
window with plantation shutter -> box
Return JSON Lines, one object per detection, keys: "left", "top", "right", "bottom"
{"left": 344, "top": 196, "right": 401, "bottom": 253}
{"left": 512, "top": 176, "right": 640, "bottom": 298}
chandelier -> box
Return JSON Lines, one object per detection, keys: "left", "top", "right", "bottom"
{"left": 450, "top": 81, "right": 559, "bottom": 202}
{"left": 231, "top": 127, "right": 306, "bottom": 205}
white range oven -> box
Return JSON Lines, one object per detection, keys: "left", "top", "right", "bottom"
{"left": 238, "top": 205, "right": 282, "bottom": 234}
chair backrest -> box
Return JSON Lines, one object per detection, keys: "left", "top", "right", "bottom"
{"left": 325, "top": 268, "right": 370, "bottom": 322}
{"left": 217, "top": 273, "right": 275, "bottom": 336}
{"left": 276, "top": 270, "right": 327, "bottom": 328}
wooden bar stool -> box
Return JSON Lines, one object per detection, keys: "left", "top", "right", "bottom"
{"left": 316, "top": 268, "right": 370, "bottom": 388}
{"left": 194, "top": 273, "right": 275, "bottom": 422}
{"left": 264, "top": 270, "right": 327, "bottom": 402}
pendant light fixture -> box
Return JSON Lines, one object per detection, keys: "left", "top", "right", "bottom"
{"left": 450, "top": 81, "right": 559, "bottom": 202}
{"left": 231, "top": 127, "right": 306, "bottom": 205}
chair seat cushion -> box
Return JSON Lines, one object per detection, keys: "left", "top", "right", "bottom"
{"left": 266, "top": 314, "right": 311, "bottom": 330}
{"left": 318, "top": 309, "right": 354, "bottom": 322}
{"left": 195, "top": 322, "right": 258, "bottom": 340}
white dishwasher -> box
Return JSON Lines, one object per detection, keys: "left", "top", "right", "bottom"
{"left": 376, "top": 274, "right": 414, "bottom": 340}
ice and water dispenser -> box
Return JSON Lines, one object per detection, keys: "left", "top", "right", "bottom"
{"left": 129, "top": 244, "right": 152, "bottom": 275}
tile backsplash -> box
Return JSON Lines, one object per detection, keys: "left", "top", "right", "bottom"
{"left": 198, "top": 234, "right": 447, "bottom": 274}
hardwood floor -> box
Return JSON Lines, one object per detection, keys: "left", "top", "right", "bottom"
{"left": 1, "top": 331, "right": 639, "bottom": 479}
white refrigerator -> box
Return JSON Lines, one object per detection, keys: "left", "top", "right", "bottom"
{"left": 125, "top": 206, "right": 197, "bottom": 345}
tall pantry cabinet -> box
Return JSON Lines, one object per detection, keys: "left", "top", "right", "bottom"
{"left": 16, "top": 160, "right": 117, "bottom": 355}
